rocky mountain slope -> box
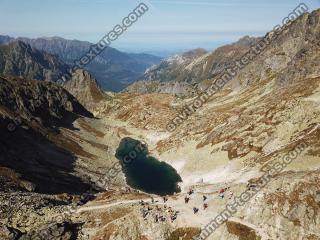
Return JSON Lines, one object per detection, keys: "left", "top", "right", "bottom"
{"left": 128, "top": 9, "right": 320, "bottom": 98}
{"left": 223, "top": 8, "right": 320, "bottom": 91}
{"left": 142, "top": 48, "right": 208, "bottom": 83}
{"left": 64, "top": 69, "right": 112, "bottom": 112}
{"left": 0, "top": 75, "right": 94, "bottom": 192}
{"left": 0, "top": 35, "right": 162, "bottom": 91}
{"left": 0, "top": 41, "right": 70, "bottom": 82}
{"left": 127, "top": 37, "right": 259, "bottom": 96}
{"left": 0, "top": 75, "right": 129, "bottom": 239}
{"left": 0, "top": 40, "right": 112, "bottom": 114}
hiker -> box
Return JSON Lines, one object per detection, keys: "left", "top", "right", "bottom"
{"left": 171, "top": 214, "right": 177, "bottom": 222}
{"left": 219, "top": 188, "right": 225, "bottom": 199}
{"left": 219, "top": 192, "right": 225, "bottom": 199}
{"left": 229, "top": 191, "right": 234, "bottom": 199}
{"left": 193, "top": 207, "right": 199, "bottom": 214}
{"left": 184, "top": 196, "right": 190, "bottom": 203}
{"left": 143, "top": 209, "right": 149, "bottom": 218}
{"left": 151, "top": 197, "right": 154, "bottom": 203}
{"left": 154, "top": 214, "right": 159, "bottom": 223}
{"left": 160, "top": 216, "right": 166, "bottom": 222}
{"left": 250, "top": 184, "right": 257, "bottom": 190}
{"left": 247, "top": 183, "right": 257, "bottom": 191}
{"left": 203, "top": 195, "right": 207, "bottom": 201}
{"left": 188, "top": 189, "right": 194, "bottom": 195}
{"left": 163, "top": 196, "right": 168, "bottom": 203}
{"left": 203, "top": 203, "right": 208, "bottom": 210}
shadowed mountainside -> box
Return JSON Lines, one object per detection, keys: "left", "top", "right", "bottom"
{"left": 0, "top": 75, "right": 94, "bottom": 194}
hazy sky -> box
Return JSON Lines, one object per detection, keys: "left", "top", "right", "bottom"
{"left": 1, "top": 0, "right": 319, "bottom": 53}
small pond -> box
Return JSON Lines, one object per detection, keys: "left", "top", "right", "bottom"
{"left": 115, "top": 137, "right": 182, "bottom": 196}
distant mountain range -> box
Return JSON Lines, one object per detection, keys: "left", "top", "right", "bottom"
{"left": 0, "top": 35, "right": 162, "bottom": 91}
{"left": 0, "top": 41, "right": 70, "bottom": 82}
{"left": 126, "top": 36, "right": 261, "bottom": 96}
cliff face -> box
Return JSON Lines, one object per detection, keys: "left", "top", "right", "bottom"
{"left": 0, "top": 41, "right": 70, "bottom": 83}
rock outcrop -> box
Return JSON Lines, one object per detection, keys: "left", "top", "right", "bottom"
{"left": 64, "top": 69, "right": 112, "bottom": 112}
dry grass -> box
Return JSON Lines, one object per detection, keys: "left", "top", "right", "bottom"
{"left": 51, "top": 132, "right": 96, "bottom": 159}
{"left": 78, "top": 118, "right": 105, "bottom": 138}
{"left": 166, "top": 227, "right": 201, "bottom": 240}
{"left": 226, "top": 221, "right": 259, "bottom": 240}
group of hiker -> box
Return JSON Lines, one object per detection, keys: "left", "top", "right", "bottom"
{"left": 247, "top": 183, "right": 257, "bottom": 191}
{"left": 138, "top": 185, "right": 235, "bottom": 222}
{"left": 184, "top": 186, "right": 235, "bottom": 214}
{"left": 218, "top": 187, "right": 234, "bottom": 200}
{"left": 184, "top": 188, "right": 209, "bottom": 214}
{"left": 139, "top": 199, "right": 179, "bottom": 223}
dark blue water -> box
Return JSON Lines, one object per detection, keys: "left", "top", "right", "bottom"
{"left": 115, "top": 137, "right": 182, "bottom": 196}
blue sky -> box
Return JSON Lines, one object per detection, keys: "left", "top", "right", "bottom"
{"left": 1, "top": 0, "right": 319, "bottom": 54}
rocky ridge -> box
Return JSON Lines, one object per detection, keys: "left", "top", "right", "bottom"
{"left": 0, "top": 41, "right": 70, "bottom": 83}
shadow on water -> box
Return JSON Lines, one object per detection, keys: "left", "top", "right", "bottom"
{"left": 115, "top": 137, "right": 182, "bottom": 196}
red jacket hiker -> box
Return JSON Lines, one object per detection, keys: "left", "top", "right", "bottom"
{"left": 219, "top": 188, "right": 225, "bottom": 194}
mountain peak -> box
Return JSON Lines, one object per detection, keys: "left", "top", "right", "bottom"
{"left": 182, "top": 48, "right": 208, "bottom": 58}
{"left": 233, "top": 35, "right": 259, "bottom": 48}
{"left": 64, "top": 69, "right": 112, "bottom": 111}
